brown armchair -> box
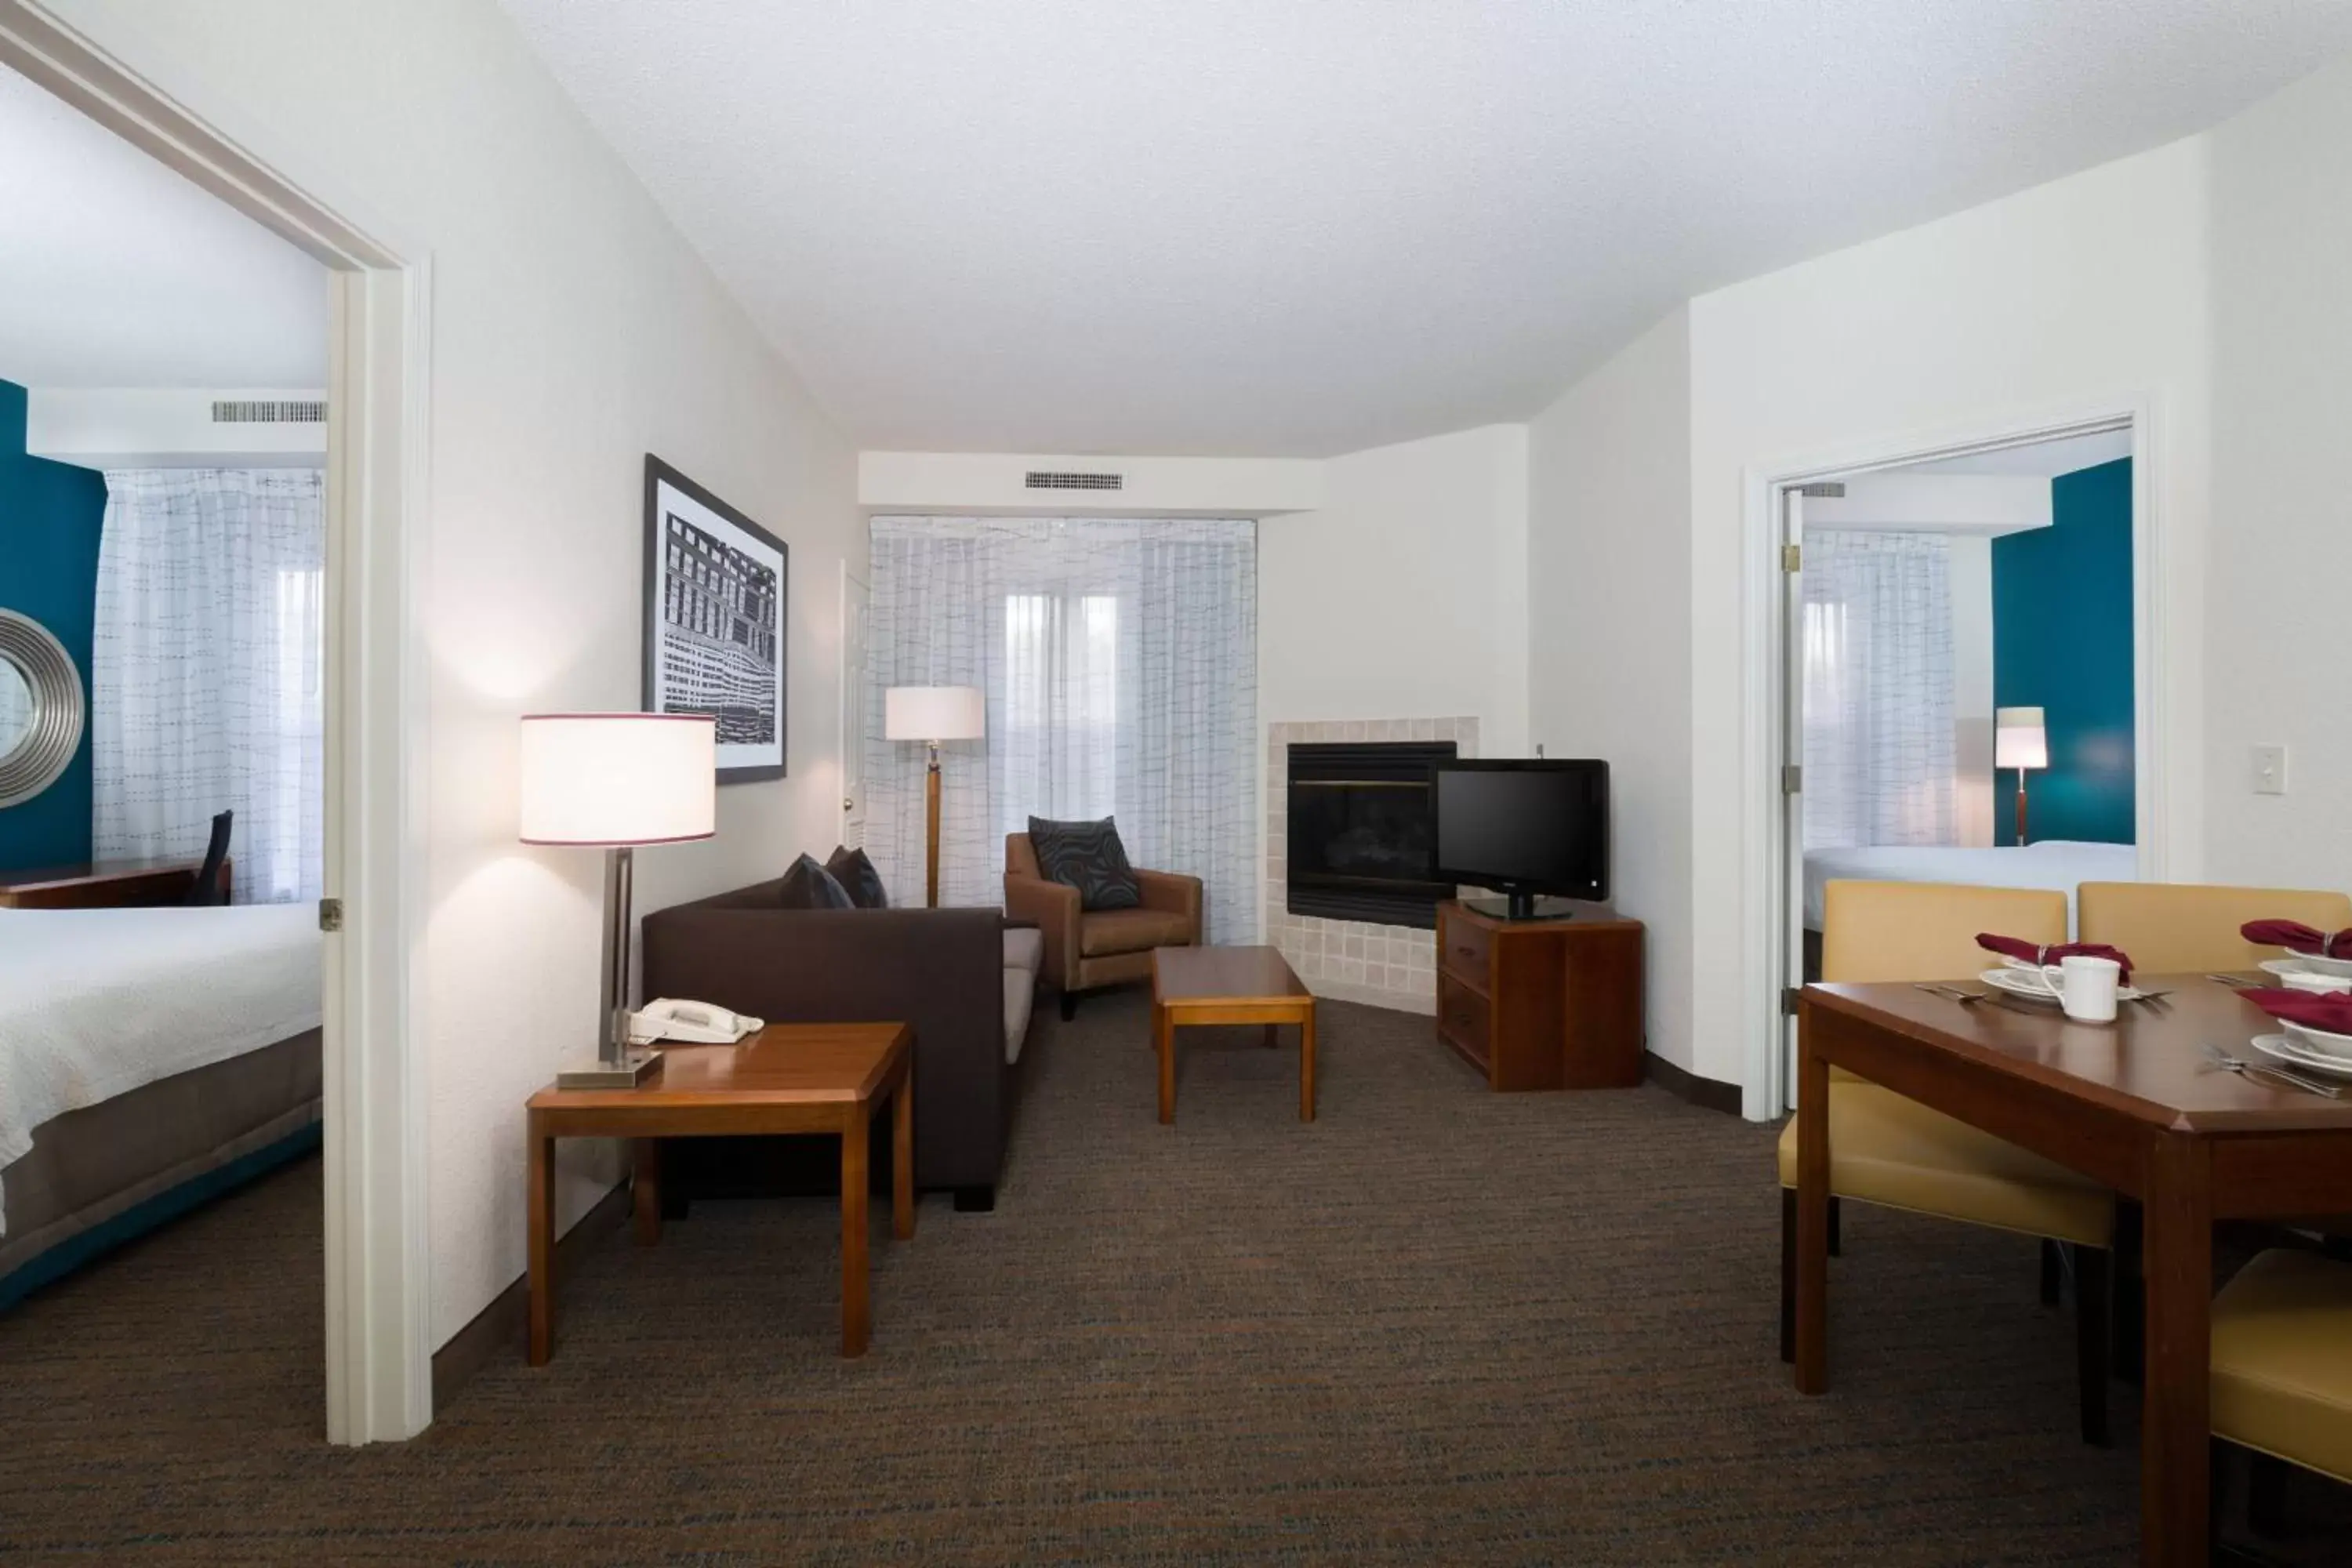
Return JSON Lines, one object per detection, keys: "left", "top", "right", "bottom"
{"left": 1005, "top": 832, "right": 1202, "bottom": 1018}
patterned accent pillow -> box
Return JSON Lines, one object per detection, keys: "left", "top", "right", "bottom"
{"left": 776, "top": 852, "right": 856, "bottom": 910}
{"left": 824, "top": 844, "right": 890, "bottom": 909}
{"left": 1028, "top": 816, "right": 1142, "bottom": 912}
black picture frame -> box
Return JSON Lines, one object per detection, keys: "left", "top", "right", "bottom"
{"left": 642, "top": 455, "right": 788, "bottom": 783}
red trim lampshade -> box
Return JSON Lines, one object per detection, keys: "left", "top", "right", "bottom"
{"left": 517, "top": 713, "right": 717, "bottom": 847}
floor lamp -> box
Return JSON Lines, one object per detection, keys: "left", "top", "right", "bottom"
{"left": 519, "top": 713, "right": 717, "bottom": 1087}
{"left": 1995, "top": 706, "right": 2048, "bottom": 846}
{"left": 884, "top": 685, "right": 985, "bottom": 908}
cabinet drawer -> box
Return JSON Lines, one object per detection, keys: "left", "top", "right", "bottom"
{"left": 1435, "top": 971, "right": 1492, "bottom": 1071}
{"left": 1438, "top": 913, "right": 1491, "bottom": 989}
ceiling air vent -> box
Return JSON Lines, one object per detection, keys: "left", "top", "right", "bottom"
{"left": 212, "top": 399, "right": 327, "bottom": 424}
{"left": 1024, "top": 470, "right": 1123, "bottom": 492}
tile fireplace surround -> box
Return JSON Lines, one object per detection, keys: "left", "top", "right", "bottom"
{"left": 1265, "top": 717, "right": 1479, "bottom": 1014}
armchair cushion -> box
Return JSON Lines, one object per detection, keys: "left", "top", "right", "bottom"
{"left": 1080, "top": 907, "right": 1196, "bottom": 958}
{"left": 1027, "top": 815, "right": 1142, "bottom": 911}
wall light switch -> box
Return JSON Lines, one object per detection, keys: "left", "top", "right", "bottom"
{"left": 2253, "top": 744, "right": 2288, "bottom": 796}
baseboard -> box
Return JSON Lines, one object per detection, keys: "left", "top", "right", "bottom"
{"left": 430, "top": 1179, "right": 631, "bottom": 1412}
{"left": 1644, "top": 1051, "right": 1742, "bottom": 1116}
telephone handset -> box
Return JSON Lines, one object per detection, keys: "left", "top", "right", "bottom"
{"left": 627, "top": 998, "right": 764, "bottom": 1046}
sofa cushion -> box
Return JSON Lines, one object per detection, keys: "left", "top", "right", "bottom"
{"left": 776, "top": 853, "right": 855, "bottom": 910}
{"left": 1004, "top": 925, "right": 1044, "bottom": 977}
{"left": 1080, "top": 907, "right": 1194, "bottom": 958}
{"left": 1028, "top": 815, "right": 1142, "bottom": 911}
{"left": 1003, "top": 969, "right": 1036, "bottom": 1065}
{"left": 824, "top": 844, "right": 890, "bottom": 909}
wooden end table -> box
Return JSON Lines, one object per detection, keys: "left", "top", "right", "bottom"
{"left": 526, "top": 1021, "right": 913, "bottom": 1361}
{"left": 1151, "top": 946, "right": 1317, "bottom": 1124}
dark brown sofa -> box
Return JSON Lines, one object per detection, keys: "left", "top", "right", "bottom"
{"left": 640, "top": 877, "right": 1032, "bottom": 1211}
{"left": 1004, "top": 832, "right": 1203, "bottom": 1018}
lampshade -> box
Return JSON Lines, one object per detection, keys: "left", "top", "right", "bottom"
{"left": 884, "top": 684, "right": 985, "bottom": 742}
{"left": 1994, "top": 706, "right": 2049, "bottom": 771}
{"left": 517, "top": 713, "right": 716, "bottom": 845}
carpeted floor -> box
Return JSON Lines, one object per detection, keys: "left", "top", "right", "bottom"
{"left": 3, "top": 991, "right": 2346, "bottom": 1564}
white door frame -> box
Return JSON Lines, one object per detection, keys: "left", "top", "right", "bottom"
{"left": 0, "top": 2, "right": 433, "bottom": 1442}
{"left": 1738, "top": 397, "right": 2167, "bottom": 1120}
{"left": 838, "top": 564, "right": 869, "bottom": 847}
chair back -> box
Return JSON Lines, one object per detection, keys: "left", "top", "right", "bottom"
{"left": 1820, "top": 879, "right": 2067, "bottom": 985}
{"left": 1005, "top": 832, "right": 1042, "bottom": 879}
{"left": 2078, "top": 882, "right": 2352, "bottom": 975}
{"left": 182, "top": 809, "right": 233, "bottom": 907}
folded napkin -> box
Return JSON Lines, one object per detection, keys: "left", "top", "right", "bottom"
{"left": 2239, "top": 987, "right": 2352, "bottom": 1036}
{"left": 2240, "top": 920, "right": 2352, "bottom": 960}
{"left": 1974, "top": 933, "right": 2135, "bottom": 983}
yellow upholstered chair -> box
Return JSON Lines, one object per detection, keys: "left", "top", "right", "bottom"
{"left": 2077, "top": 882, "right": 2352, "bottom": 975}
{"left": 1780, "top": 880, "right": 2118, "bottom": 1443}
{"left": 2210, "top": 1248, "right": 2352, "bottom": 1536}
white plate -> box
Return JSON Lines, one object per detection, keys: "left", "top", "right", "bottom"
{"left": 1978, "top": 967, "right": 2147, "bottom": 1005}
{"left": 2253, "top": 1034, "right": 2352, "bottom": 1080}
{"left": 2283, "top": 1019, "right": 2352, "bottom": 1062}
{"left": 2259, "top": 957, "right": 2352, "bottom": 992}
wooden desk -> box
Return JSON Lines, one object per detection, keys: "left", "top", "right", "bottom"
{"left": 1795, "top": 976, "right": 2352, "bottom": 1566}
{"left": 1152, "top": 946, "right": 1317, "bottom": 1124}
{"left": 525, "top": 1021, "right": 913, "bottom": 1360}
{"left": 0, "top": 856, "right": 228, "bottom": 909}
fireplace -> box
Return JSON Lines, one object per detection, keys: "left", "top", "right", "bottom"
{"left": 1286, "top": 740, "right": 1457, "bottom": 929}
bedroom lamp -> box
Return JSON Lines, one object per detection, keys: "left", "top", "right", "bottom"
{"left": 520, "top": 713, "right": 716, "bottom": 1088}
{"left": 884, "top": 684, "right": 985, "bottom": 908}
{"left": 1995, "top": 706, "right": 2049, "bottom": 846}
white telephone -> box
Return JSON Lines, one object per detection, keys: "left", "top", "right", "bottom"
{"left": 627, "top": 998, "right": 764, "bottom": 1046}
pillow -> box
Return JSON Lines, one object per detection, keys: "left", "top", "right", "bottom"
{"left": 1027, "top": 815, "right": 1142, "bottom": 911}
{"left": 776, "top": 852, "right": 855, "bottom": 910}
{"left": 824, "top": 844, "right": 890, "bottom": 909}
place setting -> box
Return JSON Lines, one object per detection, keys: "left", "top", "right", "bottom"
{"left": 1913, "top": 933, "right": 2151, "bottom": 1022}
{"left": 2201, "top": 919, "right": 2352, "bottom": 1098}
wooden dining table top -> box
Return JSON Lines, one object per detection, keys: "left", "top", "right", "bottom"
{"left": 1808, "top": 974, "right": 2352, "bottom": 1133}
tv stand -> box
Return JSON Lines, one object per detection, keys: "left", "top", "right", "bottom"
{"left": 1434, "top": 899, "right": 1644, "bottom": 1091}
{"left": 1465, "top": 891, "right": 1565, "bottom": 922}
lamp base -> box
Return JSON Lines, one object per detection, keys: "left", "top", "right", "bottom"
{"left": 557, "top": 1047, "right": 662, "bottom": 1090}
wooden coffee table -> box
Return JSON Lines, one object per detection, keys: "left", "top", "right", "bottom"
{"left": 526, "top": 1021, "right": 913, "bottom": 1360}
{"left": 1150, "top": 946, "right": 1318, "bottom": 1124}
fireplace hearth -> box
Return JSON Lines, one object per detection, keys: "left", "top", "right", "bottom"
{"left": 1286, "top": 740, "right": 1457, "bottom": 929}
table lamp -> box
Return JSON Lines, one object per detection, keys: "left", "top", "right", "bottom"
{"left": 1995, "top": 706, "right": 2048, "bottom": 845}
{"left": 520, "top": 713, "right": 716, "bottom": 1087}
{"left": 884, "top": 684, "right": 985, "bottom": 908}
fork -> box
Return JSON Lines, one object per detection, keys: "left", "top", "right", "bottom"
{"left": 2201, "top": 1044, "right": 2343, "bottom": 1098}
{"left": 2206, "top": 973, "right": 2257, "bottom": 989}
{"left": 1912, "top": 983, "right": 1984, "bottom": 1005}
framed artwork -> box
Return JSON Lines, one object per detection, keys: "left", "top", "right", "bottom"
{"left": 643, "top": 456, "right": 787, "bottom": 782}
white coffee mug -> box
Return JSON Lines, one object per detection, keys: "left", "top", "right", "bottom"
{"left": 2020, "top": 955, "right": 2122, "bottom": 1022}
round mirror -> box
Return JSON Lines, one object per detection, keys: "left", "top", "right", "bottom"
{"left": 0, "top": 610, "right": 84, "bottom": 810}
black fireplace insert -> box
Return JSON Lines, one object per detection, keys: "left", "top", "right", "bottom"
{"left": 1286, "top": 740, "right": 1457, "bottom": 929}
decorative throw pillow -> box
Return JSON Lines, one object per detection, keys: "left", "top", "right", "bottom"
{"left": 1028, "top": 815, "right": 1142, "bottom": 912}
{"left": 776, "top": 852, "right": 855, "bottom": 910}
{"left": 824, "top": 844, "right": 890, "bottom": 909}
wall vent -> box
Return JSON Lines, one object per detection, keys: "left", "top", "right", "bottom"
{"left": 212, "top": 399, "right": 327, "bottom": 424}
{"left": 1024, "top": 470, "right": 1123, "bottom": 492}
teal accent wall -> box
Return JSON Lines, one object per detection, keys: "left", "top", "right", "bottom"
{"left": 0, "top": 379, "right": 108, "bottom": 872}
{"left": 1992, "top": 457, "right": 2134, "bottom": 845}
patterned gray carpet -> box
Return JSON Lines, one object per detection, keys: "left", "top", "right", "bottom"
{"left": 3, "top": 990, "right": 2342, "bottom": 1563}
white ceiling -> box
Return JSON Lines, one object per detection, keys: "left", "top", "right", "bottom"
{"left": 1904, "top": 427, "right": 2136, "bottom": 477}
{"left": 0, "top": 65, "right": 327, "bottom": 391}
{"left": 502, "top": 0, "right": 2352, "bottom": 458}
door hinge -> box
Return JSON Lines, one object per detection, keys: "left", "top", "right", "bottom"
{"left": 1781, "top": 764, "right": 1802, "bottom": 795}
{"left": 1782, "top": 986, "right": 1802, "bottom": 1017}
{"left": 1781, "top": 543, "right": 1802, "bottom": 572}
{"left": 318, "top": 897, "right": 343, "bottom": 933}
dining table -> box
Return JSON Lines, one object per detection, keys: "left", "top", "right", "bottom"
{"left": 1792, "top": 972, "right": 2352, "bottom": 1567}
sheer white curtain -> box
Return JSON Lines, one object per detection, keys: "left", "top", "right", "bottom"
{"left": 866, "top": 516, "right": 1258, "bottom": 942}
{"left": 93, "top": 470, "right": 325, "bottom": 903}
{"left": 1802, "top": 531, "right": 1956, "bottom": 849}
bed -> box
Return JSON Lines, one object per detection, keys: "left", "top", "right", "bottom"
{"left": 1802, "top": 840, "right": 2140, "bottom": 935}
{"left": 0, "top": 904, "right": 322, "bottom": 1308}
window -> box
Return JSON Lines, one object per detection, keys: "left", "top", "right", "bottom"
{"left": 1002, "top": 592, "right": 1120, "bottom": 826}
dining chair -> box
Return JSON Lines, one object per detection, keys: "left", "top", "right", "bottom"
{"left": 2077, "top": 881, "right": 2352, "bottom": 975}
{"left": 2209, "top": 1248, "right": 2352, "bottom": 1541}
{"left": 1780, "top": 879, "right": 2119, "bottom": 1444}
{"left": 181, "top": 809, "right": 234, "bottom": 907}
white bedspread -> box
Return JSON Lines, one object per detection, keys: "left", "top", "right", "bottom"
{"left": 0, "top": 905, "right": 321, "bottom": 1235}
{"left": 1802, "top": 840, "right": 2139, "bottom": 933}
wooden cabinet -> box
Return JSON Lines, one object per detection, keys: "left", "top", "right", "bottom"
{"left": 1432, "top": 899, "right": 1643, "bottom": 1091}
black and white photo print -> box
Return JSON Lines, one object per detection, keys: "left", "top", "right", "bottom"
{"left": 643, "top": 456, "right": 787, "bottom": 782}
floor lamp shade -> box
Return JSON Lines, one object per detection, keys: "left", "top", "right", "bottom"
{"left": 884, "top": 685, "right": 985, "bottom": 743}
{"left": 1994, "top": 705, "right": 2048, "bottom": 845}
{"left": 518, "top": 713, "right": 716, "bottom": 1087}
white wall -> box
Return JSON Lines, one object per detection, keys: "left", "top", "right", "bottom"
{"left": 858, "top": 449, "right": 1322, "bottom": 517}
{"left": 27, "top": 387, "right": 328, "bottom": 467}
{"left": 51, "top": 0, "right": 864, "bottom": 1348}
{"left": 1526, "top": 309, "right": 1694, "bottom": 1071}
{"left": 2205, "top": 51, "right": 2352, "bottom": 895}
{"left": 1947, "top": 535, "right": 1996, "bottom": 848}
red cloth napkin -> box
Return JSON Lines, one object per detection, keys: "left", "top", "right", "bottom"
{"left": 2239, "top": 987, "right": 2352, "bottom": 1036}
{"left": 1974, "top": 933, "right": 2135, "bottom": 983}
{"left": 2240, "top": 920, "right": 2352, "bottom": 960}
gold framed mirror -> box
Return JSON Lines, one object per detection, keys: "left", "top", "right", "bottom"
{"left": 0, "top": 608, "right": 85, "bottom": 809}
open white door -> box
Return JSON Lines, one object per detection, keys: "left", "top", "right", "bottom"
{"left": 1779, "top": 485, "right": 1809, "bottom": 1109}
{"left": 839, "top": 564, "right": 869, "bottom": 847}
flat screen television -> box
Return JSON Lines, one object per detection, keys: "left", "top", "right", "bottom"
{"left": 1431, "top": 759, "right": 1610, "bottom": 920}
